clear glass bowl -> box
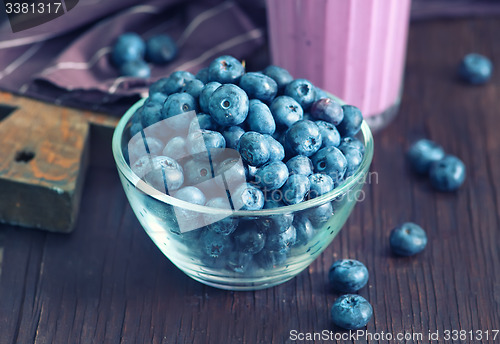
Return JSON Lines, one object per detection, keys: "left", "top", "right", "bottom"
{"left": 112, "top": 99, "right": 374, "bottom": 291}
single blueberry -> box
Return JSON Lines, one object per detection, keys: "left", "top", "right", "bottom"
{"left": 161, "top": 92, "right": 197, "bottom": 132}
{"left": 270, "top": 96, "right": 304, "bottom": 128}
{"left": 143, "top": 156, "right": 184, "bottom": 192}
{"left": 254, "top": 249, "right": 287, "bottom": 269}
{"left": 264, "top": 134, "right": 285, "bottom": 161}
{"left": 182, "top": 157, "right": 213, "bottom": 185}
{"left": 429, "top": 155, "right": 466, "bottom": 192}
{"left": 226, "top": 251, "right": 254, "bottom": 273}
{"left": 130, "top": 122, "right": 143, "bottom": 137}
{"left": 214, "top": 157, "right": 247, "bottom": 189}
{"left": 390, "top": 222, "right": 428, "bottom": 256}
{"left": 199, "top": 230, "right": 231, "bottom": 258}
{"left": 284, "top": 79, "right": 316, "bottom": 110}
{"left": 111, "top": 33, "right": 145, "bottom": 67}
{"left": 338, "top": 144, "right": 364, "bottom": 178}
{"left": 208, "top": 55, "right": 245, "bottom": 83}
{"left": 301, "top": 202, "right": 333, "bottom": 228}
{"left": 188, "top": 113, "right": 218, "bottom": 133}
{"left": 286, "top": 155, "right": 314, "bottom": 176}
{"left": 181, "top": 79, "right": 205, "bottom": 99}
{"left": 175, "top": 186, "right": 206, "bottom": 205}
{"left": 246, "top": 99, "right": 276, "bottom": 135}
{"left": 237, "top": 131, "right": 271, "bottom": 167}
{"left": 208, "top": 84, "right": 249, "bottom": 126}
{"left": 310, "top": 98, "right": 344, "bottom": 125}
{"left": 281, "top": 174, "right": 311, "bottom": 205}
{"left": 233, "top": 222, "right": 266, "bottom": 254}
{"left": 199, "top": 81, "right": 222, "bottom": 113}
{"left": 331, "top": 294, "right": 373, "bottom": 330}
{"left": 204, "top": 198, "right": 238, "bottom": 236}
{"left": 315, "top": 120, "right": 340, "bottom": 148}
{"left": 145, "top": 34, "right": 177, "bottom": 64}
{"left": 459, "top": 53, "right": 493, "bottom": 85}
{"left": 338, "top": 105, "right": 363, "bottom": 137}
{"left": 311, "top": 147, "right": 348, "bottom": 183}
{"left": 120, "top": 59, "right": 151, "bottom": 78}
{"left": 314, "top": 87, "right": 330, "bottom": 102}
{"left": 339, "top": 136, "right": 365, "bottom": 155}
{"left": 265, "top": 224, "right": 297, "bottom": 253}
{"left": 239, "top": 72, "right": 278, "bottom": 103}
{"left": 162, "top": 71, "right": 196, "bottom": 95}
{"left": 222, "top": 126, "right": 245, "bottom": 150}
{"left": 149, "top": 77, "right": 169, "bottom": 96}
{"left": 232, "top": 183, "right": 265, "bottom": 210}
{"left": 308, "top": 173, "right": 334, "bottom": 198}
{"left": 262, "top": 65, "right": 293, "bottom": 92}
{"left": 254, "top": 161, "right": 289, "bottom": 191}
{"left": 147, "top": 92, "right": 168, "bottom": 105}
{"left": 328, "top": 259, "right": 369, "bottom": 293}
{"left": 196, "top": 67, "right": 210, "bottom": 84}
{"left": 186, "top": 129, "right": 226, "bottom": 159}
{"left": 138, "top": 101, "right": 164, "bottom": 128}
{"left": 128, "top": 136, "right": 163, "bottom": 163}
{"left": 285, "top": 120, "right": 322, "bottom": 157}
{"left": 256, "top": 200, "right": 294, "bottom": 234}
{"left": 162, "top": 136, "right": 188, "bottom": 161}
{"left": 293, "top": 216, "right": 316, "bottom": 246}
{"left": 407, "top": 139, "right": 446, "bottom": 175}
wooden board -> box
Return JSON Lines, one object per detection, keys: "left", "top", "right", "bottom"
{"left": 0, "top": 92, "right": 118, "bottom": 233}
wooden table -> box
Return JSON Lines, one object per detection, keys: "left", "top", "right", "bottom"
{"left": 0, "top": 17, "right": 499, "bottom": 344}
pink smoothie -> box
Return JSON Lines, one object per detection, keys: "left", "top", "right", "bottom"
{"left": 266, "top": 0, "right": 411, "bottom": 122}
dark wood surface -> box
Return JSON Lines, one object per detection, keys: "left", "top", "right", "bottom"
{"left": 1, "top": 17, "right": 499, "bottom": 344}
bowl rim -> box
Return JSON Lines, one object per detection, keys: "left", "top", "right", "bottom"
{"left": 112, "top": 97, "right": 374, "bottom": 217}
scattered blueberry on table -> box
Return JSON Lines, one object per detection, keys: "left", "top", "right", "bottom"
{"left": 459, "top": 53, "right": 493, "bottom": 85}
{"left": 408, "top": 139, "right": 445, "bottom": 175}
{"left": 429, "top": 155, "right": 466, "bottom": 192}
{"left": 328, "top": 259, "right": 369, "bottom": 293}
{"left": 389, "top": 222, "right": 428, "bottom": 256}
{"left": 331, "top": 294, "right": 373, "bottom": 330}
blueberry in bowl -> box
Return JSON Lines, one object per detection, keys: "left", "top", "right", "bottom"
{"left": 112, "top": 57, "right": 374, "bottom": 290}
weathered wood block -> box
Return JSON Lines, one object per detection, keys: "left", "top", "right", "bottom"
{"left": 0, "top": 92, "right": 117, "bottom": 233}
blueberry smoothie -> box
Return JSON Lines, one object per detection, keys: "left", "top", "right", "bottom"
{"left": 266, "top": 0, "right": 412, "bottom": 130}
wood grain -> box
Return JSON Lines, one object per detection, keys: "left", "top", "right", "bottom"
{"left": 0, "top": 17, "right": 499, "bottom": 344}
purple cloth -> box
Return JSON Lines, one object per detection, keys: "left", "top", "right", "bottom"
{"left": 0, "top": 0, "right": 264, "bottom": 115}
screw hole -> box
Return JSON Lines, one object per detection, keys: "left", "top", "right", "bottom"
{"left": 15, "top": 150, "right": 35, "bottom": 163}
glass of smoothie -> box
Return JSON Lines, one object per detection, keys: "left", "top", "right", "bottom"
{"left": 266, "top": 0, "right": 412, "bottom": 131}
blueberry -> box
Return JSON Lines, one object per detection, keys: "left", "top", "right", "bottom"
{"left": 149, "top": 78, "right": 169, "bottom": 96}
{"left": 111, "top": 33, "right": 145, "bottom": 67}
{"left": 233, "top": 222, "right": 266, "bottom": 254}
{"left": 208, "top": 55, "right": 245, "bottom": 83}
{"left": 199, "top": 81, "right": 222, "bottom": 113}
{"left": 161, "top": 93, "right": 197, "bottom": 132}
{"left": 293, "top": 216, "right": 316, "bottom": 246}
{"left": 265, "top": 224, "right": 297, "bottom": 253}
{"left": 143, "top": 156, "right": 184, "bottom": 192}
{"left": 310, "top": 98, "right": 344, "bottom": 125}
{"left": 338, "top": 144, "right": 364, "bottom": 178}
{"left": 407, "top": 139, "right": 445, "bottom": 175}
{"left": 331, "top": 294, "right": 373, "bottom": 330}
{"left": 147, "top": 92, "right": 168, "bottom": 105}
{"left": 459, "top": 53, "right": 493, "bottom": 85}
{"left": 181, "top": 79, "right": 205, "bottom": 99}
{"left": 120, "top": 59, "right": 151, "bottom": 78}
{"left": 315, "top": 120, "right": 340, "bottom": 148}
{"left": 196, "top": 67, "right": 210, "bottom": 84}
{"left": 339, "top": 136, "right": 365, "bottom": 155}
{"left": 209, "top": 84, "right": 249, "bottom": 126}
{"left": 222, "top": 126, "right": 245, "bottom": 150}
{"left": 188, "top": 113, "right": 218, "bottom": 133}
{"left": 338, "top": 105, "right": 363, "bottom": 137}
{"left": 199, "top": 230, "right": 231, "bottom": 258}
{"left": 285, "top": 120, "right": 322, "bottom": 157}
{"left": 226, "top": 251, "right": 254, "bottom": 273}
{"left": 281, "top": 174, "right": 311, "bottom": 205}
{"left": 429, "top": 155, "right": 466, "bottom": 192}
{"left": 175, "top": 186, "right": 206, "bottom": 205}
{"left": 284, "top": 79, "right": 316, "bottom": 110}
{"left": 314, "top": 87, "right": 330, "bottom": 102}
{"left": 311, "top": 147, "right": 348, "bottom": 183}
{"left": 182, "top": 157, "right": 213, "bottom": 185}
{"left": 186, "top": 129, "right": 226, "bottom": 158}
{"left": 390, "top": 222, "right": 427, "bottom": 256}
{"left": 254, "top": 249, "right": 287, "bottom": 269}
{"left": 286, "top": 155, "right": 314, "bottom": 176}
{"left": 262, "top": 65, "right": 293, "bottom": 92}
{"left": 204, "top": 198, "right": 238, "bottom": 236}
{"left": 232, "top": 183, "right": 265, "bottom": 210}
{"left": 257, "top": 200, "right": 294, "bottom": 233}
{"left": 308, "top": 173, "right": 334, "bottom": 198}
{"left": 239, "top": 72, "right": 278, "bottom": 103}
{"left": 130, "top": 122, "right": 143, "bottom": 137}
{"left": 270, "top": 96, "right": 304, "bottom": 128}
{"left": 301, "top": 202, "right": 333, "bottom": 228}
{"left": 264, "top": 134, "right": 285, "bottom": 161}
{"left": 237, "top": 131, "right": 271, "bottom": 167}
{"left": 162, "top": 136, "right": 188, "bottom": 161}
{"left": 128, "top": 136, "right": 163, "bottom": 163}
{"left": 328, "top": 259, "right": 369, "bottom": 293}
{"left": 254, "top": 161, "right": 289, "bottom": 191}
{"left": 145, "top": 34, "right": 177, "bottom": 64}
{"left": 214, "top": 157, "right": 247, "bottom": 188}
{"left": 138, "top": 101, "right": 163, "bottom": 128}
{"left": 163, "top": 71, "right": 196, "bottom": 95}
{"left": 246, "top": 99, "right": 276, "bottom": 135}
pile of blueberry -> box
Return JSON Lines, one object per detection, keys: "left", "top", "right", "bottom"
{"left": 111, "top": 33, "right": 178, "bottom": 78}
{"left": 407, "top": 139, "right": 466, "bottom": 191}
{"left": 126, "top": 55, "right": 366, "bottom": 273}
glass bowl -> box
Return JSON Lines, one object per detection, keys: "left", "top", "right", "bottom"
{"left": 112, "top": 99, "right": 374, "bottom": 291}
